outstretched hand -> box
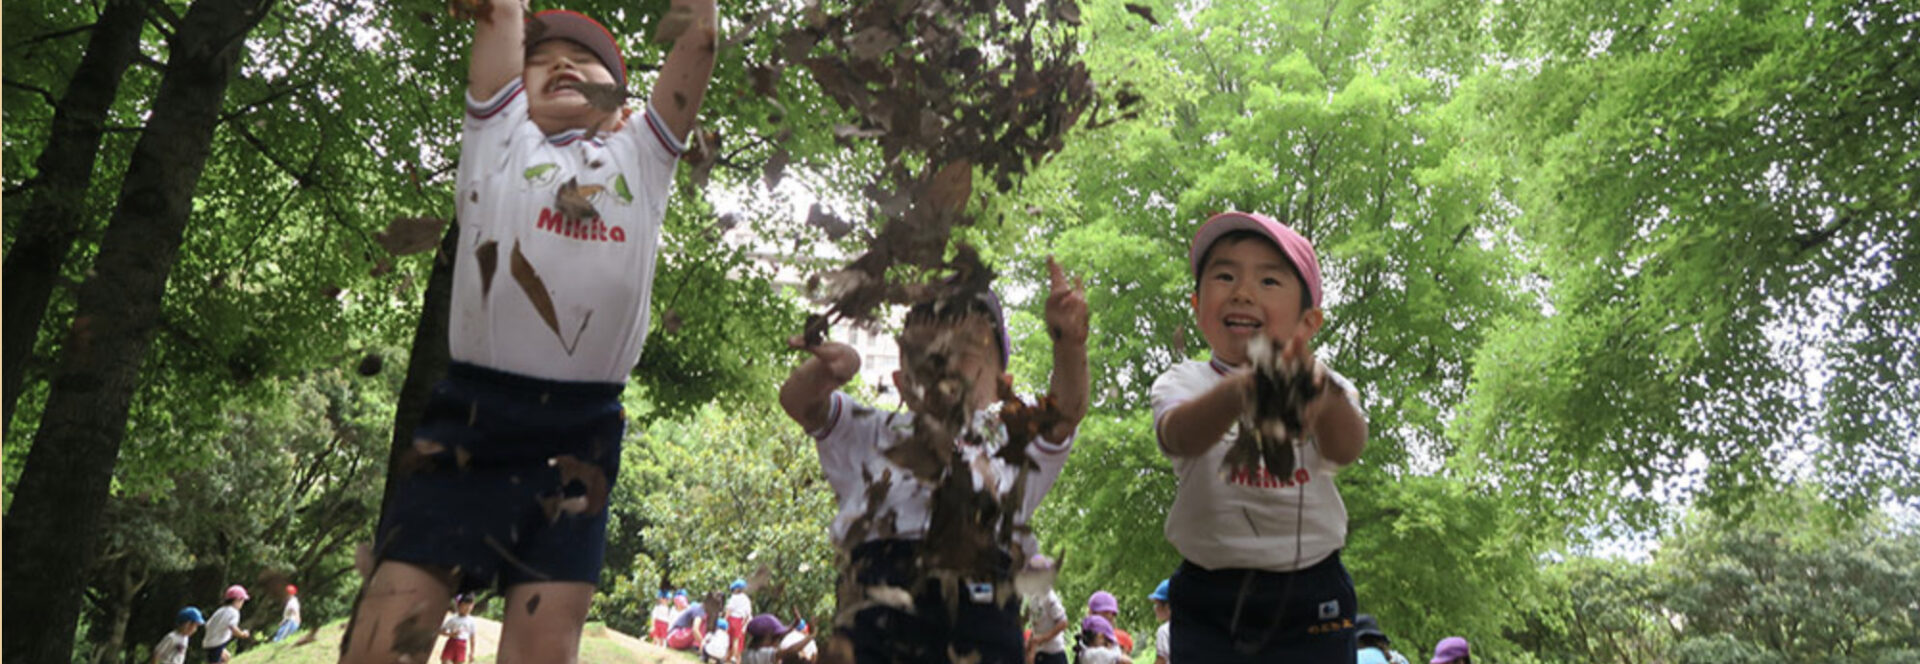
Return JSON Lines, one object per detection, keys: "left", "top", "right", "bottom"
{"left": 1044, "top": 256, "right": 1089, "bottom": 346}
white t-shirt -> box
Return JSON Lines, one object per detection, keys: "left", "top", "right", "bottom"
{"left": 743, "top": 646, "right": 779, "bottom": 664}
{"left": 651, "top": 603, "right": 673, "bottom": 624}
{"left": 202, "top": 606, "right": 240, "bottom": 648}
{"left": 451, "top": 77, "right": 684, "bottom": 383}
{"left": 1155, "top": 621, "right": 1170, "bottom": 660}
{"left": 1028, "top": 590, "right": 1069, "bottom": 654}
{"left": 724, "top": 592, "right": 752, "bottom": 620}
{"left": 1150, "top": 359, "right": 1362, "bottom": 572}
{"left": 811, "top": 393, "right": 1074, "bottom": 555}
{"left": 779, "top": 629, "right": 816, "bottom": 659}
{"left": 282, "top": 596, "right": 300, "bottom": 622}
{"left": 154, "top": 631, "right": 191, "bottom": 664}
{"left": 1081, "top": 644, "right": 1128, "bottom": 664}
{"left": 702, "top": 629, "right": 731, "bottom": 657}
{"left": 441, "top": 614, "right": 478, "bottom": 643}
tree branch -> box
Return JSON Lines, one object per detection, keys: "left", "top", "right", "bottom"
{"left": 4, "top": 79, "right": 60, "bottom": 107}
{"left": 1792, "top": 212, "right": 1860, "bottom": 253}
{"left": 19, "top": 22, "right": 99, "bottom": 47}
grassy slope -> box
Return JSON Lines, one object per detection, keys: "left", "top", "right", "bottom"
{"left": 232, "top": 619, "right": 697, "bottom": 664}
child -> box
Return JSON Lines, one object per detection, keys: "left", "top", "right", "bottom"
{"left": 742, "top": 614, "right": 811, "bottom": 664}
{"left": 1025, "top": 585, "right": 1069, "bottom": 664}
{"left": 1355, "top": 614, "right": 1410, "bottom": 664}
{"left": 202, "top": 586, "right": 251, "bottom": 663}
{"left": 340, "top": 0, "right": 717, "bottom": 660}
{"left": 439, "top": 594, "right": 479, "bottom": 663}
{"left": 1084, "top": 592, "right": 1133, "bottom": 654}
{"left": 152, "top": 607, "right": 204, "bottom": 664}
{"left": 650, "top": 590, "right": 674, "bottom": 645}
{"left": 780, "top": 258, "right": 1090, "bottom": 664}
{"left": 1147, "top": 580, "right": 1170, "bottom": 664}
{"left": 272, "top": 584, "right": 300, "bottom": 642}
{"left": 703, "top": 619, "right": 733, "bottom": 663}
{"left": 1150, "top": 212, "right": 1368, "bottom": 663}
{"left": 666, "top": 595, "right": 708, "bottom": 651}
{"left": 1075, "top": 616, "right": 1132, "bottom": 664}
{"left": 1429, "top": 636, "right": 1470, "bottom": 664}
{"left": 778, "top": 618, "right": 818, "bottom": 662}
{"left": 725, "top": 579, "right": 752, "bottom": 662}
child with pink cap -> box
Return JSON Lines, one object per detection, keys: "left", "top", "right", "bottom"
{"left": 1076, "top": 616, "right": 1133, "bottom": 664}
{"left": 342, "top": 0, "right": 718, "bottom": 660}
{"left": 1149, "top": 212, "right": 1369, "bottom": 663}
{"left": 1429, "top": 636, "right": 1470, "bottom": 664}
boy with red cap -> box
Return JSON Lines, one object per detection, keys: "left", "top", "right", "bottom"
{"left": 1150, "top": 212, "right": 1369, "bottom": 663}
{"left": 271, "top": 585, "right": 300, "bottom": 642}
{"left": 341, "top": 0, "right": 717, "bottom": 661}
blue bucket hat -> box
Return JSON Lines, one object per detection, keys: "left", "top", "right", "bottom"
{"left": 1149, "top": 579, "right": 1170, "bottom": 602}
{"left": 177, "top": 607, "right": 206, "bottom": 625}
{"left": 730, "top": 579, "right": 747, "bottom": 591}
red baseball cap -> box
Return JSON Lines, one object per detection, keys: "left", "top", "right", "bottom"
{"left": 1189, "top": 211, "right": 1324, "bottom": 309}
{"left": 529, "top": 10, "right": 628, "bottom": 90}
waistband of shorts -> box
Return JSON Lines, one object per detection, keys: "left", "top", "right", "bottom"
{"left": 1178, "top": 548, "right": 1343, "bottom": 579}
{"left": 447, "top": 361, "right": 625, "bottom": 400}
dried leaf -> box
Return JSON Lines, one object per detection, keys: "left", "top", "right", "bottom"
{"left": 510, "top": 240, "right": 564, "bottom": 341}
{"left": 1123, "top": 3, "right": 1159, "bottom": 24}
{"left": 447, "top": 0, "right": 490, "bottom": 21}
{"left": 357, "top": 353, "right": 384, "bottom": 376}
{"left": 749, "top": 64, "right": 781, "bottom": 98}
{"left": 375, "top": 216, "right": 450, "bottom": 256}
{"left": 807, "top": 203, "right": 853, "bottom": 241}
{"left": 845, "top": 26, "right": 900, "bottom": 61}
{"left": 555, "top": 177, "right": 602, "bottom": 220}
{"left": 654, "top": 4, "right": 697, "bottom": 43}
{"left": 560, "top": 80, "right": 629, "bottom": 113}
{"left": 832, "top": 124, "right": 886, "bottom": 141}
{"left": 1050, "top": 0, "right": 1082, "bottom": 25}
{"left": 923, "top": 160, "right": 972, "bottom": 215}
{"left": 764, "top": 148, "right": 791, "bottom": 190}
{"left": 475, "top": 240, "right": 500, "bottom": 299}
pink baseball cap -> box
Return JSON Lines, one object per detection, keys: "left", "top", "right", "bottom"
{"left": 1080, "top": 615, "right": 1116, "bottom": 641}
{"left": 529, "top": 10, "right": 629, "bottom": 90}
{"left": 1188, "top": 211, "right": 1324, "bottom": 309}
{"left": 1087, "top": 590, "right": 1118, "bottom": 615}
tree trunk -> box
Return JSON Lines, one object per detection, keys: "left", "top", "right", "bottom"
{"left": 1, "top": 0, "right": 150, "bottom": 433}
{"left": 0, "top": 1, "right": 273, "bottom": 662}
{"left": 376, "top": 221, "right": 459, "bottom": 530}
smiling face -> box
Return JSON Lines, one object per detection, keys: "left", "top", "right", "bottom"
{"left": 524, "top": 39, "right": 618, "bottom": 135}
{"left": 1191, "top": 234, "right": 1323, "bottom": 366}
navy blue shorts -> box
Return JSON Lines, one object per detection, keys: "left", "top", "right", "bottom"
{"left": 844, "top": 539, "right": 1022, "bottom": 664}
{"left": 1168, "top": 551, "right": 1357, "bottom": 663}
{"left": 375, "top": 362, "right": 625, "bottom": 592}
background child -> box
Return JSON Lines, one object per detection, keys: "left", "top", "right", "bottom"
{"left": 201, "top": 586, "right": 249, "bottom": 663}
{"left": 780, "top": 258, "right": 1089, "bottom": 664}
{"left": 1026, "top": 584, "right": 1070, "bottom": 664}
{"left": 650, "top": 590, "right": 674, "bottom": 644}
{"left": 340, "top": 0, "right": 717, "bottom": 661}
{"left": 725, "top": 579, "right": 753, "bottom": 662}
{"left": 271, "top": 584, "right": 299, "bottom": 642}
{"left": 1085, "top": 592, "right": 1134, "bottom": 654}
{"left": 703, "top": 618, "right": 733, "bottom": 663}
{"left": 1076, "top": 616, "right": 1132, "bottom": 664}
{"left": 1148, "top": 580, "right": 1170, "bottom": 664}
{"left": 151, "top": 607, "right": 203, "bottom": 664}
{"left": 1430, "top": 636, "right": 1471, "bottom": 664}
{"left": 1355, "top": 614, "right": 1410, "bottom": 664}
{"left": 439, "top": 594, "right": 479, "bottom": 664}
{"left": 743, "top": 614, "right": 812, "bottom": 664}
{"left": 666, "top": 596, "right": 709, "bottom": 651}
{"left": 1150, "top": 212, "right": 1368, "bottom": 663}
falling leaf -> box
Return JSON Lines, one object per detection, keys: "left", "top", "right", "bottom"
{"left": 832, "top": 124, "right": 886, "bottom": 141}
{"left": 510, "top": 240, "right": 564, "bottom": 341}
{"left": 375, "top": 217, "right": 450, "bottom": 256}
{"left": 654, "top": 4, "right": 696, "bottom": 43}
{"left": 475, "top": 240, "right": 500, "bottom": 299}
{"left": 559, "top": 81, "right": 629, "bottom": 113}
{"left": 548, "top": 454, "right": 611, "bottom": 516}
{"left": 763, "top": 148, "right": 791, "bottom": 189}
{"left": 807, "top": 204, "right": 853, "bottom": 241}
{"left": 749, "top": 64, "right": 781, "bottom": 98}
{"left": 447, "top": 0, "right": 490, "bottom": 22}
{"left": 1051, "top": 0, "right": 1082, "bottom": 25}
{"left": 923, "top": 160, "right": 972, "bottom": 215}
{"left": 846, "top": 26, "right": 900, "bottom": 61}
{"left": 357, "top": 353, "right": 384, "bottom": 376}
{"left": 524, "top": 13, "right": 549, "bottom": 44}
{"left": 554, "top": 177, "right": 603, "bottom": 220}
{"left": 662, "top": 309, "right": 684, "bottom": 335}
{"left": 1123, "top": 3, "right": 1159, "bottom": 24}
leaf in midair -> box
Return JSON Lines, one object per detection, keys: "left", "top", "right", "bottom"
{"left": 763, "top": 148, "right": 791, "bottom": 190}
{"left": 924, "top": 160, "right": 972, "bottom": 215}
{"left": 846, "top": 26, "right": 900, "bottom": 61}
{"left": 1123, "top": 3, "right": 1158, "bottom": 24}
{"left": 662, "top": 309, "right": 684, "bottom": 335}
{"left": 807, "top": 203, "right": 853, "bottom": 241}
{"left": 1051, "top": 0, "right": 1082, "bottom": 25}
{"left": 560, "top": 81, "right": 629, "bottom": 113}
{"left": 653, "top": 4, "right": 696, "bottom": 43}
{"left": 447, "top": 0, "right": 491, "bottom": 22}
{"left": 475, "top": 240, "right": 500, "bottom": 299}
{"left": 524, "top": 13, "right": 549, "bottom": 45}
{"left": 510, "top": 240, "right": 564, "bottom": 340}
{"left": 555, "top": 178, "right": 602, "bottom": 220}
{"left": 832, "top": 124, "right": 886, "bottom": 141}
{"left": 375, "top": 217, "right": 450, "bottom": 256}
{"left": 749, "top": 64, "right": 780, "bottom": 98}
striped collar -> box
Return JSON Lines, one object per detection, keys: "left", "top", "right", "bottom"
{"left": 1208, "top": 358, "right": 1238, "bottom": 376}
{"left": 544, "top": 129, "right": 604, "bottom": 148}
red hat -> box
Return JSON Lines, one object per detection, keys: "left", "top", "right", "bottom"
{"left": 1189, "top": 211, "right": 1324, "bottom": 309}
{"left": 285, "top": 584, "right": 297, "bottom": 596}
{"left": 529, "top": 10, "right": 628, "bottom": 90}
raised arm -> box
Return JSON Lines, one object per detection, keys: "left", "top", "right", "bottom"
{"left": 466, "top": 0, "right": 526, "bottom": 101}
{"left": 649, "top": 0, "right": 718, "bottom": 140}
{"left": 1158, "top": 371, "right": 1249, "bottom": 458}
{"left": 1044, "top": 257, "right": 1090, "bottom": 441}
{"left": 780, "top": 337, "right": 861, "bottom": 433}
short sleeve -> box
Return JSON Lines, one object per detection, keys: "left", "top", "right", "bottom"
{"left": 1149, "top": 363, "right": 1211, "bottom": 455}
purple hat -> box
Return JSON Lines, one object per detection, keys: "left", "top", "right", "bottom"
{"left": 1087, "top": 591, "right": 1118, "bottom": 615}
{"left": 528, "top": 10, "right": 629, "bottom": 90}
{"left": 1189, "top": 211, "right": 1324, "bottom": 309}
{"left": 1080, "top": 615, "right": 1116, "bottom": 641}
{"left": 746, "top": 614, "right": 791, "bottom": 638}
{"left": 1430, "top": 636, "right": 1470, "bottom": 663}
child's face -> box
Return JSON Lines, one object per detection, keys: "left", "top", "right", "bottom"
{"left": 457, "top": 601, "right": 474, "bottom": 615}
{"left": 895, "top": 316, "right": 1006, "bottom": 412}
{"left": 524, "top": 39, "right": 618, "bottom": 134}
{"left": 1153, "top": 600, "right": 1171, "bottom": 622}
{"left": 179, "top": 623, "right": 200, "bottom": 636}
{"left": 1191, "top": 237, "right": 1322, "bottom": 366}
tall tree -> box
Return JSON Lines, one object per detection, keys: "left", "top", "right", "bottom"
{"left": 1, "top": 0, "right": 275, "bottom": 660}
{"left": 1, "top": 0, "right": 148, "bottom": 431}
